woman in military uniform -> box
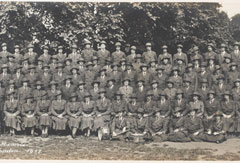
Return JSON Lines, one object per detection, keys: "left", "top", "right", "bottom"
{"left": 220, "top": 91, "right": 236, "bottom": 136}
{"left": 3, "top": 92, "right": 21, "bottom": 136}
{"left": 76, "top": 80, "right": 86, "bottom": 102}
{"left": 94, "top": 88, "right": 112, "bottom": 137}
{"left": 47, "top": 80, "right": 58, "bottom": 102}
{"left": 188, "top": 92, "right": 204, "bottom": 118}
{"left": 167, "top": 107, "right": 191, "bottom": 142}
{"left": 126, "top": 93, "right": 139, "bottom": 135}
{"left": 183, "top": 109, "right": 206, "bottom": 142}
{"left": 81, "top": 92, "right": 96, "bottom": 137}
{"left": 154, "top": 91, "right": 171, "bottom": 134}
{"left": 66, "top": 93, "right": 82, "bottom": 138}
{"left": 36, "top": 91, "right": 52, "bottom": 138}
{"left": 111, "top": 91, "right": 127, "bottom": 117}
{"left": 21, "top": 94, "right": 37, "bottom": 136}
{"left": 50, "top": 90, "right": 68, "bottom": 135}
{"left": 204, "top": 90, "right": 220, "bottom": 133}
{"left": 205, "top": 112, "right": 226, "bottom": 143}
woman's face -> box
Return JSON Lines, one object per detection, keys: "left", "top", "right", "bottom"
{"left": 147, "top": 96, "right": 151, "bottom": 101}
{"left": 44, "top": 49, "right": 48, "bottom": 54}
{"left": 100, "top": 93, "right": 105, "bottom": 98}
{"left": 225, "top": 58, "right": 231, "bottom": 63}
{"left": 130, "top": 49, "right": 135, "bottom": 54}
{"left": 58, "top": 49, "right": 63, "bottom": 53}
{"left": 116, "top": 46, "right": 120, "bottom": 51}
{"left": 124, "top": 80, "right": 129, "bottom": 86}
{"left": 193, "top": 95, "right": 199, "bottom": 101}
{"left": 71, "top": 97, "right": 77, "bottom": 102}
{"left": 177, "top": 48, "right": 182, "bottom": 53}
{"left": 177, "top": 94, "right": 182, "bottom": 99}
{"left": 208, "top": 46, "right": 212, "bottom": 51}
{"left": 23, "top": 82, "right": 28, "bottom": 87}
{"left": 209, "top": 60, "right": 214, "bottom": 64}
{"left": 224, "top": 95, "right": 229, "bottom": 100}
{"left": 138, "top": 81, "right": 143, "bottom": 87}
{"left": 66, "top": 61, "right": 71, "bottom": 66}
{"left": 167, "top": 83, "right": 173, "bottom": 88}
{"left": 72, "top": 69, "right": 77, "bottom": 74}
{"left": 94, "top": 83, "right": 99, "bottom": 88}
{"left": 15, "top": 48, "right": 19, "bottom": 53}
{"left": 66, "top": 80, "right": 71, "bottom": 85}
{"left": 116, "top": 96, "right": 121, "bottom": 100}
{"left": 163, "top": 59, "right": 168, "bottom": 64}
{"left": 85, "top": 44, "right": 91, "bottom": 49}
{"left": 209, "top": 94, "right": 214, "bottom": 99}
{"left": 235, "top": 82, "right": 240, "bottom": 87}
{"left": 79, "top": 85, "right": 84, "bottom": 89}
{"left": 51, "top": 85, "right": 56, "bottom": 90}
{"left": 231, "top": 66, "right": 236, "bottom": 70}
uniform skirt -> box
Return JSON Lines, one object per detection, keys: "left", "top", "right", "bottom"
{"left": 68, "top": 116, "right": 81, "bottom": 129}
{"left": 23, "top": 116, "right": 37, "bottom": 128}
{"left": 81, "top": 116, "right": 94, "bottom": 130}
{"left": 51, "top": 116, "right": 68, "bottom": 130}
{"left": 39, "top": 114, "right": 52, "bottom": 126}
{"left": 93, "top": 115, "right": 110, "bottom": 131}
{"left": 223, "top": 117, "right": 235, "bottom": 133}
{"left": 5, "top": 114, "right": 21, "bottom": 130}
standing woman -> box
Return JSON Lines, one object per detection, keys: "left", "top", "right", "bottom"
{"left": 81, "top": 92, "right": 96, "bottom": 137}
{"left": 50, "top": 90, "right": 68, "bottom": 136}
{"left": 66, "top": 93, "right": 82, "bottom": 138}
{"left": 188, "top": 92, "right": 204, "bottom": 118}
{"left": 3, "top": 92, "right": 21, "bottom": 136}
{"left": 36, "top": 91, "right": 52, "bottom": 138}
{"left": 21, "top": 94, "right": 37, "bottom": 136}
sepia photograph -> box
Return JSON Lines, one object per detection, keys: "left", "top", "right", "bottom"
{"left": 0, "top": 0, "right": 240, "bottom": 161}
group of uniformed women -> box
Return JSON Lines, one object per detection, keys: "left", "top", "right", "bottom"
{"left": 0, "top": 40, "right": 240, "bottom": 143}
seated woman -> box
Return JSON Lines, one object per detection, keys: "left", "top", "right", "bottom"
{"left": 188, "top": 91, "right": 204, "bottom": 118}
{"left": 81, "top": 92, "right": 96, "bottom": 137}
{"left": 126, "top": 93, "right": 139, "bottom": 134}
{"left": 111, "top": 109, "right": 128, "bottom": 140}
{"left": 94, "top": 88, "right": 111, "bottom": 139}
{"left": 167, "top": 107, "right": 191, "bottom": 142}
{"left": 220, "top": 91, "right": 236, "bottom": 136}
{"left": 66, "top": 92, "right": 82, "bottom": 138}
{"left": 203, "top": 90, "right": 219, "bottom": 133}
{"left": 183, "top": 109, "right": 206, "bottom": 142}
{"left": 3, "top": 92, "right": 21, "bottom": 136}
{"left": 21, "top": 94, "right": 37, "bottom": 136}
{"left": 130, "top": 107, "right": 153, "bottom": 142}
{"left": 50, "top": 90, "right": 68, "bottom": 136}
{"left": 205, "top": 111, "right": 226, "bottom": 143}
{"left": 36, "top": 91, "right": 52, "bottom": 138}
{"left": 154, "top": 91, "right": 171, "bottom": 135}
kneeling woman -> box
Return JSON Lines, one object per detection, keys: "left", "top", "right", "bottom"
{"left": 50, "top": 90, "right": 68, "bottom": 135}
{"left": 66, "top": 93, "right": 82, "bottom": 138}
{"left": 36, "top": 91, "right": 52, "bottom": 137}
{"left": 81, "top": 92, "right": 95, "bottom": 137}
{"left": 21, "top": 94, "right": 37, "bottom": 136}
{"left": 4, "top": 92, "right": 21, "bottom": 136}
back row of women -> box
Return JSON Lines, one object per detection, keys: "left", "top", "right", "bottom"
{"left": 1, "top": 40, "right": 240, "bottom": 143}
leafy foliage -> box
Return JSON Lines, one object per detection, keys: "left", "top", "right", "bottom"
{"left": 0, "top": 2, "right": 236, "bottom": 55}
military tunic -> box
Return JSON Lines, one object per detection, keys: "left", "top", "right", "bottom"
{"left": 50, "top": 99, "right": 68, "bottom": 130}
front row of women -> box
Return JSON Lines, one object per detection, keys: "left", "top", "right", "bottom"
{"left": 3, "top": 89, "right": 228, "bottom": 143}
